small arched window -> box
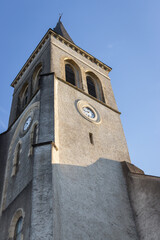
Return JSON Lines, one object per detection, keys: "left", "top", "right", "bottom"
{"left": 8, "top": 209, "right": 24, "bottom": 240}
{"left": 32, "top": 64, "right": 42, "bottom": 93}
{"left": 65, "top": 64, "right": 75, "bottom": 86}
{"left": 11, "top": 143, "right": 21, "bottom": 176}
{"left": 14, "top": 216, "right": 23, "bottom": 240}
{"left": 86, "top": 76, "right": 97, "bottom": 98}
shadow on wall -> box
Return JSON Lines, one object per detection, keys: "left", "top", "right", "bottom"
{"left": 128, "top": 171, "right": 160, "bottom": 240}
{"left": 52, "top": 158, "right": 139, "bottom": 240}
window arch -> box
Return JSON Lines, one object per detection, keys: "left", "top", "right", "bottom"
{"left": 32, "top": 63, "right": 42, "bottom": 94}
{"left": 8, "top": 209, "right": 25, "bottom": 240}
{"left": 86, "top": 72, "right": 104, "bottom": 102}
{"left": 11, "top": 142, "right": 21, "bottom": 177}
{"left": 64, "top": 59, "right": 82, "bottom": 88}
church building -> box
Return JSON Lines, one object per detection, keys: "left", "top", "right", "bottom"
{"left": 0, "top": 19, "right": 160, "bottom": 240}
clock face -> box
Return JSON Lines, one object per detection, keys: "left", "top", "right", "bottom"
{"left": 23, "top": 116, "right": 32, "bottom": 131}
{"left": 82, "top": 107, "right": 95, "bottom": 119}
{"left": 76, "top": 100, "right": 101, "bottom": 124}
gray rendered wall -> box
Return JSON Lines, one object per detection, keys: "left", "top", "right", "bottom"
{"left": 128, "top": 173, "right": 160, "bottom": 240}
{"left": 30, "top": 73, "right": 55, "bottom": 239}
{"left": 38, "top": 73, "right": 55, "bottom": 143}
{"left": 30, "top": 144, "right": 53, "bottom": 240}
{"left": 2, "top": 93, "right": 40, "bottom": 210}
{"left": 52, "top": 159, "right": 138, "bottom": 240}
{"left": 0, "top": 37, "right": 53, "bottom": 240}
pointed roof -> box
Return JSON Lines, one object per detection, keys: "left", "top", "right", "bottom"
{"left": 53, "top": 17, "right": 74, "bottom": 43}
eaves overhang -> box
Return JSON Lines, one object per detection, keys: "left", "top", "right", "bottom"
{"left": 11, "top": 28, "right": 112, "bottom": 88}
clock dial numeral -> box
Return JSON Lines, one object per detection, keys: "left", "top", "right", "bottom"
{"left": 82, "top": 107, "right": 95, "bottom": 119}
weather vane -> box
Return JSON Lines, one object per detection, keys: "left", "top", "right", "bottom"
{"left": 59, "top": 13, "right": 63, "bottom": 22}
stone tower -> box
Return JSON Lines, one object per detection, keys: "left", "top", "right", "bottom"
{"left": 0, "top": 20, "right": 160, "bottom": 240}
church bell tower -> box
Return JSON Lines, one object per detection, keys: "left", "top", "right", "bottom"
{"left": 0, "top": 19, "right": 144, "bottom": 240}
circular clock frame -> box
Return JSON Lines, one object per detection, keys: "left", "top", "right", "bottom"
{"left": 76, "top": 100, "right": 101, "bottom": 124}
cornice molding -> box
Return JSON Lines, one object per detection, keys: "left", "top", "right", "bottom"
{"left": 11, "top": 28, "right": 112, "bottom": 88}
{"left": 50, "top": 30, "right": 112, "bottom": 73}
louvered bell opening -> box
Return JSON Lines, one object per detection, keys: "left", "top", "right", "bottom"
{"left": 87, "top": 76, "right": 97, "bottom": 98}
{"left": 65, "top": 64, "right": 76, "bottom": 86}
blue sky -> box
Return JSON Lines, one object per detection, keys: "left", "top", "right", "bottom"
{"left": 0, "top": 0, "right": 160, "bottom": 176}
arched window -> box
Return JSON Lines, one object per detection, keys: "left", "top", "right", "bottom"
{"left": 86, "top": 76, "right": 97, "bottom": 98}
{"left": 32, "top": 64, "right": 42, "bottom": 93}
{"left": 14, "top": 217, "right": 23, "bottom": 240}
{"left": 8, "top": 209, "right": 25, "bottom": 240}
{"left": 64, "top": 60, "right": 82, "bottom": 88}
{"left": 11, "top": 142, "right": 21, "bottom": 176}
{"left": 65, "top": 64, "right": 75, "bottom": 86}
{"left": 86, "top": 73, "right": 105, "bottom": 102}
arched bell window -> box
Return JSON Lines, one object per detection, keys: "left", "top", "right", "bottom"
{"left": 32, "top": 63, "right": 42, "bottom": 94}
{"left": 65, "top": 64, "right": 76, "bottom": 86}
{"left": 86, "top": 73, "right": 105, "bottom": 102}
{"left": 14, "top": 216, "right": 23, "bottom": 240}
{"left": 64, "top": 60, "right": 82, "bottom": 88}
{"left": 86, "top": 76, "right": 97, "bottom": 98}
